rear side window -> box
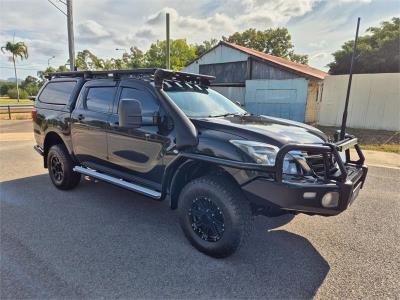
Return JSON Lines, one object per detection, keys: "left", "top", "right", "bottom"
{"left": 85, "top": 87, "right": 115, "bottom": 113}
{"left": 39, "top": 81, "right": 76, "bottom": 105}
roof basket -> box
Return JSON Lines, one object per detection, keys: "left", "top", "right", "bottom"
{"left": 45, "top": 68, "right": 215, "bottom": 87}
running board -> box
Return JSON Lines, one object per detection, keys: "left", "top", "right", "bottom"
{"left": 73, "top": 166, "right": 161, "bottom": 199}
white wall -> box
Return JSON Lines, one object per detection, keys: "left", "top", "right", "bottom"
{"left": 319, "top": 73, "right": 400, "bottom": 131}
{"left": 183, "top": 44, "right": 248, "bottom": 74}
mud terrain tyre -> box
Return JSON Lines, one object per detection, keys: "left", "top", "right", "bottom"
{"left": 178, "top": 175, "right": 252, "bottom": 258}
{"left": 47, "top": 144, "right": 81, "bottom": 190}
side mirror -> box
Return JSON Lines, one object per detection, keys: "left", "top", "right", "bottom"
{"left": 235, "top": 101, "right": 243, "bottom": 107}
{"left": 119, "top": 99, "right": 142, "bottom": 128}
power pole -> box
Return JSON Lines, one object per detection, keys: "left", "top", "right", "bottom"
{"left": 166, "top": 13, "right": 170, "bottom": 69}
{"left": 47, "top": 0, "right": 76, "bottom": 71}
{"left": 66, "top": 0, "right": 75, "bottom": 71}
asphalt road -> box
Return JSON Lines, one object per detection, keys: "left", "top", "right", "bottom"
{"left": 1, "top": 120, "right": 399, "bottom": 299}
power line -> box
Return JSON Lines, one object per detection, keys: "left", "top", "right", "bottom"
{"left": 47, "top": 0, "right": 67, "bottom": 16}
{"left": 0, "top": 66, "right": 41, "bottom": 71}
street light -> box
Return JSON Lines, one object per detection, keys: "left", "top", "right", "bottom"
{"left": 115, "top": 48, "right": 127, "bottom": 53}
{"left": 48, "top": 56, "right": 56, "bottom": 66}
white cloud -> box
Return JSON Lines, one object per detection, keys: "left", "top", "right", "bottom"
{"left": 311, "top": 52, "right": 330, "bottom": 60}
{"left": 0, "top": 0, "right": 396, "bottom": 79}
{"left": 239, "top": 0, "right": 317, "bottom": 26}
{"left": 309, "top": 40, "right": 327, "bottom": 48}
{"left": 336, "top": 0, "right": 372, "bottom": 2}
{"left": 77, "top": 20, "right": 111, "bottom": 43}
{"left": 135, "top": 28, "right": 158, "bottom": 39}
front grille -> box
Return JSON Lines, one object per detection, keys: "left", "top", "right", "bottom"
{"left": 305, "top": 153, "right": 338, "bottom": 177}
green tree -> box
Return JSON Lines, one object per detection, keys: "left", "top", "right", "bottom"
{"left": 194, "top": 39, "right": 218, "bottom": 57}
{"left": 75, "top": 50, "right": 109, "bottom": 70}
{"left": 328, "top": 17, "right": 400, "bottom": 74}
{"left": 75, "top": 50, "right": 127, "bottom": 70}
{"left": 122, "top": 46, "right": 145, "bottom": 68}
{"left": 7, "top": 87, "right": 28, "bottom": 99}
{"left": 57, "top": 65, "right": 69, "bottom": 72}
{"left": 223, "top": 28, "right": 308, "bottom": 64}
{"left": 1, "top": 41, "right": 29, "bottom": 101}
{"left": 21, "top": 75, "right": 40, "bottom": 96}
{"left": 0, "top": 82, "right": 16, "bottom": 96}
{"left": 146, "top": 39, "right": 197, "bottom": 70}
{"left": 37, "top": 66, "right": 56, "bottom": 81}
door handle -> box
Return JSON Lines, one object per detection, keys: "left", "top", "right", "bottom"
{"left": 77, "top": 114, "right": 85, "bottom": 121}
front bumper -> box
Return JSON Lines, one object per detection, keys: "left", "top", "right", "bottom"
{"left": 241, "top": 135, "right": 368, "bottom": 216}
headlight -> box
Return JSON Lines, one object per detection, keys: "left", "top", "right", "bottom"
{"left": 283, "top": 152, "right": 304, "bottom": 175}
{"left": 230, "top": 140, "right": 304, "bottom": 175}
{"left": 230, "top": 140, "right": 279, "bottom": 165}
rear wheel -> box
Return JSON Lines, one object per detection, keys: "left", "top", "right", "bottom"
{"left": 178, "top": 175, "right": 252, "bottom": 258}
{"left": 47, "top": 144, "right": 81, "bottom": 190}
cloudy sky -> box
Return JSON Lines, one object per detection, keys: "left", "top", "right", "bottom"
{"left": 0, "top": 0, "right": 399, "bottom": 79}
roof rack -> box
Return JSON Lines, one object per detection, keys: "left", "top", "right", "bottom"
{"left": 45, "top": 68, "right": 215, "bottom": 87}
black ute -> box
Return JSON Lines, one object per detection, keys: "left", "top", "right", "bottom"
{"left": 33, "top": 68, "right": 368, "bottom": 258}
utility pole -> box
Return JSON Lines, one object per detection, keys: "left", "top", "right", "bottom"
{"left": 340, "top": 17, "right": 361, "bottom": 140}
{"left": 66, "top": 0, "right": 75, "bottom": 71}
{"left": 166, "top": 13, "right": 170, "bottom": 69}
{"left": 47, "top": 0, "right": 76, "bottom": 71}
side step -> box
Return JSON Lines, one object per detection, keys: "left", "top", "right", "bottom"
{"left": 73, "top": 166, "right": 162, "bottom": 199}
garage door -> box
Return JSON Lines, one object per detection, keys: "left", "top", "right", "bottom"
{"left": 245, "top": 79, "right": 308, "bottom": 122}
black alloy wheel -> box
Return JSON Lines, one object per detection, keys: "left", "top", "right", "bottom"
{"left": 47, "top": 144, "right": 81, "bottom": 190}
{"left": 189, "top": 196, "right": 225, "bottom": 242}
{"left": 50, "top": 155, "right": 64, "bottom": 183}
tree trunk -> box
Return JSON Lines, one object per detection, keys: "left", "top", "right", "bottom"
{"left": 12, "top": 55, "right": 20, "bottom": 102}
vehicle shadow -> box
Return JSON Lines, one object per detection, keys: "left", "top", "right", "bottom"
{"left": 1, "top": 174, "right": 329, "bottom": 299}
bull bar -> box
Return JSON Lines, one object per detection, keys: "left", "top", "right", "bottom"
{"left": 240, "top": 133, "right": 368, "bottom": 216}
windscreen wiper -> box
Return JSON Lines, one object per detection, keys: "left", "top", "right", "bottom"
{"left": 208, "top": 112, "right": 251, "bottom": 118}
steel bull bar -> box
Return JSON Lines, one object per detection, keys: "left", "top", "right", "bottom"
{"left": 241, "top": 134, "right": 368, "bottom": 216}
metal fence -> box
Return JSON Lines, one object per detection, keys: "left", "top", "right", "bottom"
{"left": 0, "top": 105, "right": 34, "bottom": 119}
{"left": 319, "top": 73, "right": 400, "bottom": 131}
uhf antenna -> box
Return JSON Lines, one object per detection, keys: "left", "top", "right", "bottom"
{"left": 340, "top": 17, "right": 361, "bottom": 140}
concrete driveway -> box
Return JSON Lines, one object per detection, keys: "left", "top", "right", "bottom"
{"left": 1, "top": 120, "right": 399, "bottom": 299}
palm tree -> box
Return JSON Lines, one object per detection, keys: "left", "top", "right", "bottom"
{"left": 1, "top": 41, "right": 29, "bottom": 102}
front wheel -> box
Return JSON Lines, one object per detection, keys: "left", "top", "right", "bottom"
{"left": 178, "top": 175, "right": 252, "bottom": 258}
{"left": 47, "top": 144, "right": 81, "bottom": 190}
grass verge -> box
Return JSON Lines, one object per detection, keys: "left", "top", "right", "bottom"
{"left": 318, "top": 126, "right": 399, "bottom": 153}
{"left": 360, "top": 144, "right": 400, "bottom": 154}
{"left": 0, "top": 98, "right": 33, "bottom": 105}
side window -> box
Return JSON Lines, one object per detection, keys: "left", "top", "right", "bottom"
{"left": 39, "top": 81, "right": 76, "bottom": 105}
{"left": 120, "top": 88, "right": 159, "bottom": 117}
{"left": 85, "top": 87, "right": 115, "bottom": 113}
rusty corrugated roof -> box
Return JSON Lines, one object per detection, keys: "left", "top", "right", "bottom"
{"left": 221, "top": 41, "right": 327, "bottom": 80}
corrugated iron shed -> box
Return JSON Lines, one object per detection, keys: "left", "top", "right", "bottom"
{"left": 194, "top": 41, "right": 327, "bottom": 80}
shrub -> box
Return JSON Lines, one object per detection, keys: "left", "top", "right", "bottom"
{"left": 7, "top": 88, "right": 29, "bottom": 99}
{"left": 0, "top": 82, "right": 16, "bottom": 96}
{"left": 24, "top": 84, "right": 40, "bottom": 96}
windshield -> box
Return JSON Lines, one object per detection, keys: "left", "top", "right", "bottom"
{"left": 165, "top": 86, "right": 247, "bottom": 118}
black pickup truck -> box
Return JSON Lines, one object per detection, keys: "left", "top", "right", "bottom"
{"left": 33, "top": 68, "right": 368, "bottom": 258}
